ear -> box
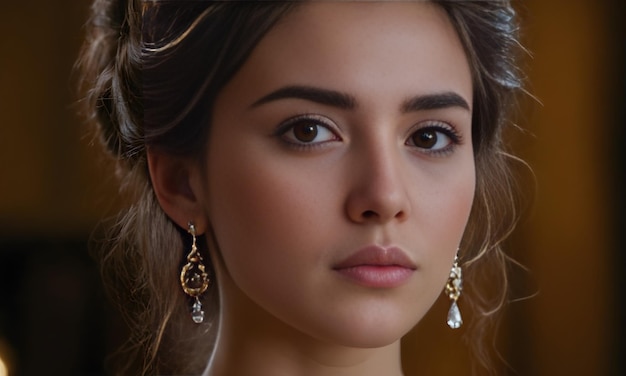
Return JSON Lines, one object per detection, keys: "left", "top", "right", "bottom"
{"left": 147, "top": 149, "right": 208, "bottom": 234}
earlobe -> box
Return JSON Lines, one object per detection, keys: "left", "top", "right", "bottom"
{"left": 147, "top": 149, "right": 208, "bottom": 233}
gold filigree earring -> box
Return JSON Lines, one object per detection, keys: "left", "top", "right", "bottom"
{"left": 180, "top": 222, "right": 210, "bottom": 323}
{"left": 445, "top": 250, "right": 463, "bottom": 329}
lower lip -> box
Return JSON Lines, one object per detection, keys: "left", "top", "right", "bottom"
{"left": 334, "top": 265, "right": 414, "bottom": 288}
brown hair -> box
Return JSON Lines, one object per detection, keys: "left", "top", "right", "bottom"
{"left": 437, "top": 1, "right": 526, "bottom": 371}
{"left": 77, "top": 0, "right": 525, "bottom": 374}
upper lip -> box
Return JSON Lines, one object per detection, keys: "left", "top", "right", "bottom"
{"left": 333, "top": 245, "right": 417, "bottom": 270}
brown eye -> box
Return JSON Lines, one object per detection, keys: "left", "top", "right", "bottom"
{"left": 293, "top": 122, "right": 318, "bottom": 143}
{"left": 279, "top": 116, "right": 339, "bottom": 147}
{"left": 412, "top": 129, "right": 438, "bottom": 149}
{"left": 406, "top": 123, "right": 460, "bottom": 155}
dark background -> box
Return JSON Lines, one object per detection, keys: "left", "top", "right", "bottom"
{"left": 1, "top": 1, "right": 624, "bottom": 375}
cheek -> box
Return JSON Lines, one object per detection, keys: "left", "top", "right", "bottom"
{"left": 415, "top": 160, "right": 475, "bottom": 287}
{"left": 448, "top": 169, "right": 476, "bottom": 240}
{"left": 416, "top": 157, "right": 476, "bottom": 239}
{"left": 205, "top": 145, "right": 329, "bottom": 292}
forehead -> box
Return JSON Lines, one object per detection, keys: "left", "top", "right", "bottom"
{"left": 222, "top": 1, "right": 472, "bottom": 110}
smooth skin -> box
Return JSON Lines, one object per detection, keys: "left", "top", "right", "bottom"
{"left": 149, "top": 2, "right": 475, "bottom": 375}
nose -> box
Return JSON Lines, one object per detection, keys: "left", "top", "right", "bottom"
{"left": 345, "top": 144, "right": 411, "bottom": 225}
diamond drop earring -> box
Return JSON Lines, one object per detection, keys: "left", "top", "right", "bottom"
{"left": 445, "top": 250, "right": 463, "bottom": 329}
{"left": 180, "top": 222, "right": 210, "bottom": 323}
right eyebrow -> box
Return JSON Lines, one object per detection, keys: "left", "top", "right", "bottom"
{"left": 249, "top": 85, "right": 357, "bottom": 110}
{"left": 401, "top": 92, "right": 471, "bottom": 113}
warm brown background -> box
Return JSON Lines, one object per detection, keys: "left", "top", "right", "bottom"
{"left": 1, "top": 1, "right": 624, "bottom": 375}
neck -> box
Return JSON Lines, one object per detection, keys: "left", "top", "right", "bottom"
{"left": 204, "top": 276, "right": 404, "bottom": 376}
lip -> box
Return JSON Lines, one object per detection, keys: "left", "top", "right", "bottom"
{"left": 333, "top": 245, "right": 416, "bottom": 288}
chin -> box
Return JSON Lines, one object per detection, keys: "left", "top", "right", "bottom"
{"left": 334, "top": 325, "right": 411, "bottom": 349}
{"left": 314, "top": 311, "right": 421, "bottom": 349}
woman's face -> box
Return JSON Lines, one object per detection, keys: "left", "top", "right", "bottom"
{"left": 201, "top": 1, "right": 474, "bottom": 347}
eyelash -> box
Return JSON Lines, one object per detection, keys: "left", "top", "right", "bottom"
{"left": 405, "top": 121, "right": 463, "bottom": 157}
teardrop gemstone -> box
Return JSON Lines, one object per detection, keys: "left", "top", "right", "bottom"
{"left": 447, "top": 301, "right": 462, "bottom": 329}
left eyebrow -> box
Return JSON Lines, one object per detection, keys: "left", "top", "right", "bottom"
{"left": 401, "top": 92, "right": 471, "bottom": 113}
{"left": 250, "top": 85, "right": 356, "bottom": 110}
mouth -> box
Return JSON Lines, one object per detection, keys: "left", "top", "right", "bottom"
{"left": 332, "top": 245, "right": 416, "bottom": 288}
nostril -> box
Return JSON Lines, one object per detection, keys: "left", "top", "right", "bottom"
{"left": 362, "top": 210, "right": 377, "bottom": 218}
{"left": 395, "top": 210, "right": 407, "bottom": 220}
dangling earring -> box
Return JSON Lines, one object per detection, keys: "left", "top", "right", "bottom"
{"left": 180, "top": 222, "right": 210, "bottom": 323}
{"left": 445, "top": 250, "right": 463, "bottom": 329}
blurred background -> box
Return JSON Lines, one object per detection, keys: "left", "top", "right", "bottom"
{"left": 0, "top": 0, "right": 624, "bottom": 375}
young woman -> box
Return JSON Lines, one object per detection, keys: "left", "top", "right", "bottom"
{"left": 78, "top": 0, "right": 524, "bottom": 375}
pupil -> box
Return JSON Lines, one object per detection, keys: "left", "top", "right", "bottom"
{"left": 414, "top": 130, "right": 437, "bottom": 148}
{"left": 294, "top": 123, "right": 318, "bottom": 142}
